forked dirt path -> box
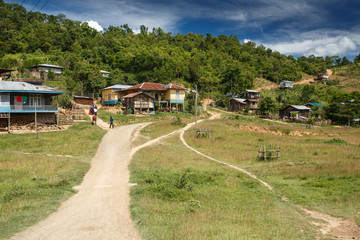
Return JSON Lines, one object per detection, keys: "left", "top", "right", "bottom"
{"left": 9, "top": 123, "right": 144, "bottom": 240}
{"left": 132, "top": 111, "right": 359, "bottom": 240}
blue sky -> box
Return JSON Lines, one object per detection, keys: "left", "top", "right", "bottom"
{"left": 6, "top": 0, "right": 360, "bottom": 60}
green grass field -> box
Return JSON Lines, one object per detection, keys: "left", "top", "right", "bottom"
{"left": 130, "top": 113, "right": 360, "bottom": 239}
{"left": 130, "top": 136, "right": 317, "bottom": 239}
{"left": 0, "top": 123, "right": 106, "bottom": 239}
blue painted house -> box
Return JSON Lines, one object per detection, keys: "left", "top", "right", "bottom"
{"left": 0, "top": 81, "right": 64, "bottom": 129}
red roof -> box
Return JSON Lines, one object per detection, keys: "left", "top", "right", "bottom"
{"left": 125, "top": 83, "right": 165, "bottom": 91}
{"left": 162, "top": 83, "right": 186, "bottom": 90}
{"left": 124, "top": 82, "right": 185, "bottom": 91}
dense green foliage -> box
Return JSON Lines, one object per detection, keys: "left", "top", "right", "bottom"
{"left": 0, "top": 0, "right": 350, "bottom": 97}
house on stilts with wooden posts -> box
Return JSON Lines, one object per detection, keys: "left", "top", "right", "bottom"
{"left": 0, "top": 81, "right": 64, "bottom": 132}
{"left": 120, "top": 82, "right": 186, "bottom": 114}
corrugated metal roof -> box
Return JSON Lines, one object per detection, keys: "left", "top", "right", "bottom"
{"left": 32, "top": 64, "right": 64, "bottom": 69}
{"left": 306, "top": 103, "right": 324, "bottom": 107}
{"left": 0, "top": 81, "right": 63, "bottom": 94}
{"left": 123, "top": 92, "right": 154, "bottom": 99}
{"left": 291, "top": 105, "right": 311, "bottom": 110}
{"left": 102, "top": 85, "right": 133, "bottom": 90}
{"left": 163, "top": 83, "right": 186, "bottom": 90}
{"left": 231, "top": 98, "right": 247, "bottom": 104}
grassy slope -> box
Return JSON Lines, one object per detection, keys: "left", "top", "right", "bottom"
{"left": 130, "top": 114, "right": 360, "bottom": 239}
{"left": 184, "top": 116, "right": 360, "bottom": 219}
{"left": 0, "top": 123, "right": 106, "bottom": 239}
{"left": 331, "top": 66, "right": 360, "bottom": 92}
{"left": 130, "top": 135, "right": 317, "bottom": 240}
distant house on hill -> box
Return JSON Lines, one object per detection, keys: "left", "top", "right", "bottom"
{"left": 315, "top": 73, "right": 329, "bottom": 81}
{"left": 228, "top": 90, "right": 261, "bottom": 113}
{"left": 244, "top": 90, "right": 260, "bottom": 100}
{"left": 229, "top": 98, "right": 247, "bottom": 112}
{"left": 100, "top": 70, "right": 110, "bottom": 77}
{"left": 279, "top": 105, "right": 310, "bottom": 119}
{"left": 279, "top": 80, "right": 293, "bottom": 90}
{"left": 31, "top": 64, "right": 64, "bottom": 80}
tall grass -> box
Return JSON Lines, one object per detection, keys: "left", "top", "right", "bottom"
{"left": 130, "top": 136, "right": 317, "bottom": 239}
{"left": 0, "top": 123, "right": 106, "bottom": 239}
{"left": 184, "top": 117, "right": 360, "bottom": 219}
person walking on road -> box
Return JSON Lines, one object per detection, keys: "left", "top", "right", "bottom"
{"left": 109, "top": 116, "right": 114, "bottom": 128}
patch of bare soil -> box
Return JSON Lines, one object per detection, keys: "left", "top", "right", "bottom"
{"left": 300, "top": 207, "right": 360, "bottom": 240}
{"left": 238, "top": 125, "right": 319, "bottom": 136}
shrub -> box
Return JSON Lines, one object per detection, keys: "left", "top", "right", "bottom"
{"left": 324, "top": 138, "right": 348, "bottom": 144}
{"left": 57, "top": 93, "right": 72, "bottom": 109}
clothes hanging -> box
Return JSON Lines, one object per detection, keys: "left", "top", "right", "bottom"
{"left": 22, "top": 96, "right": 27, "bottom": 104}
{"left": 16, "top": 96, "right": 22, "bottom": 102}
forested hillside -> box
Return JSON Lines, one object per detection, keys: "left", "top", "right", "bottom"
{"left": 0, "top": 0, "right": 358, "bottom": 98}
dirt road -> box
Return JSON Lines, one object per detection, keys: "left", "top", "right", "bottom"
{"left": 10, "top": 124, "right": 143, "bottom": 240}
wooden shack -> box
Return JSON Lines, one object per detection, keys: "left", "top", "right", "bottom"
{"left": 229, "top": 98, "right": 247, "bottom": 112}
{"left": 279, "top": 80, "right": 293, "bottom": 90}
{"left": 279, "top": 105, "right": 311, "bottom": 119}
{"left": 73, "top": 96, "right": 94, "bottom": 105}
{"left": 123, "top": 92, "right": 154, "bottom": 114}
{"left": 315, "top": 73, "right": 329, "bottom": 81}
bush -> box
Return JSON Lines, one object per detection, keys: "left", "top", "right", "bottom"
{"left": 324, "top": 138, "right": 348, "bottom": 144}
{"left": 57, "top": 93, "right": 72, "bottom": 109}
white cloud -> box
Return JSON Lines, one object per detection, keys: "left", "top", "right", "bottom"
{"left": 84, "top": 20, "right": 103, "bottom": 32}
{"left": 262, "top": 30, "right": 360, "bottom": 57}
{"left": 244, "top": 39, "right": 251, "bottom": 43}
{"left": 47, "top": 0, "right": 182, "bottom": 33}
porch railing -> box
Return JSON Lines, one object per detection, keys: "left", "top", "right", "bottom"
{"left": 10, "top": 105, "right": 58, "bottom": 112}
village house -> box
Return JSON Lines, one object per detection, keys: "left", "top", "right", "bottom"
{"left": 101, "top": 84, "right": 133, "bottom": 105}
{"left": 0, "top": 81, "right": 64, "bottom": 130}
{"left": 279, "top": 105, "right": 311, "bottom": 119}
{"left": 279, "top": 80, "right": 293, "bottom": 90}
{"left": 121, "top": 82, "right": 186, "bottom": 112}
{"left": 0, "top": 68, "right": 14, "bottom": 81}
{"left": 315, "top": 73, "right": 329, "bottom": 81}
{"left": 123, "top": 92, "right": 154, "bottom": 114}
{"left": 31, "top": 64, "right": 64, "bottom": 80}
{"left": 100, "top": 70, "right": 110, "bottom": 78}
{"left": 228, "top": 90, "right": 260, "bottom": 113}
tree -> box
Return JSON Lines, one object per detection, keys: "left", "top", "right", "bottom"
{"left": 258, "top": 97, "right": 277, "bottom": 116}
{"left": 325, "top": 91, "right": 360, "bottom": 126}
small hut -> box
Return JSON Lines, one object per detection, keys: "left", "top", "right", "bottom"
{"left": 279, "top": 105, "right": 310, "bottom": 119}
{"left": 279, "top": 80, "right": 293, "bottom": 90}
{"left": 229, "top": 98, "right": 247, "bottom": 112}
{"left": 123, "top": 92, "right": 154, "bottom": 114}
{"left": 315, "top": 73, "right": 329, "bottom": 81}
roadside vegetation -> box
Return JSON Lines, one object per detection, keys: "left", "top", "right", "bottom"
{"left": 130, "top": 135, "right": 317, "bottom": 239}
{"left": 0, "top": 123, "right": 106, "bottom": 239}
{"left": 129, "top": 114, "right": 360, "bottom": 239}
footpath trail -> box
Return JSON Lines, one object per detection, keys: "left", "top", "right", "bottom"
{"left": 132, "top": 111, "right": 360, "bottom": 240}
{"left": 9, "top": 123, "right": 143, "bottom": 240}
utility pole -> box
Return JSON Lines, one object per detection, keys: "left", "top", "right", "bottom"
{"left": 195, "top": 85, "right": 198, "bottom": 129}
{"left": 18, "top": 59, "right": 21, "bottom": 78}
{"left": 35, "top": 100, "right": 39, "bottom": 138}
